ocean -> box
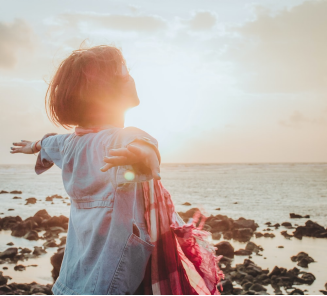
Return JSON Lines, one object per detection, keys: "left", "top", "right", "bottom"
{"left": 0, "top": 163, "right": 327, "bottom": 293}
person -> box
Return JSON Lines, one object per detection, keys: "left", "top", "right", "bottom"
{"left": 11, "top": 45, "right": 223, "bottom": 295}
{"left": 11, "top": 45, "right": 163, "bottom": 295}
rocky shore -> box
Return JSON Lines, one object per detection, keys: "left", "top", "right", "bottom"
{"left": 0, "top": 197, "right": 327, "bottom": 295}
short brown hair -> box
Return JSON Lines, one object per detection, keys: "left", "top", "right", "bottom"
{"left": 45, "top": 45, "right": 128, "bottom": 129}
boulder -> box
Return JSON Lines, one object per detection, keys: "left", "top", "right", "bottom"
{"left": 0, "top": 272, "right": 8, "bottom": 285}
{"left": 0, "top": 216, "right": 22, "bottom": 230}
{"left": 293, "top": 220, "right": 326, "bottom": 239}
{"left": 10, "top": 190, "right": 22, "bottom": 194}
{"left": 223, "top": 231, "right": 233, "bottom": 240}
{"left": 249, "top": 283, "right": 267, "bottom": 292}
{"left": 6, "top": 242, "right": 14, "bottom": 246}
{"left": 182, "top": 202, "right": 191, "bottom": 206}
{"left": 281, "top": 222, "right": 292, "bottom": 227}
{"left": 25, "top": 197, "right": 37, "bottom": 205}
{"left": 245, "top": 241, "right": 262, "bottom": 254}
{"left": 14, "top": 265, "right": 26, "bottom": 271}
{"left": 300, "top": 272, "right": 316, "bottom": 285}
{"left": 233, "top": 228, "right": 253, "bottom": 242}
{"left": 43, "top": 240, "right": 58, "bottom": 248}
{"left": 209, "top": 219, "right": 230, "bottom": 232}
{"left": 0, "top": 248, "right": 18, "bottom": 259}
{"left": 0, "top": 190, "right": 9, "bottom": 194}
{"left": 20, "top": 248, "right": 32, "bottom": 254}
{"left": 215, "top": 241, "right": 234, "bottom": 258}
{"left": 254, "top": 232, "right": 263, "bottom": 238}
{"left": 291, "top": 252, "right": 314, "bottom": 268}
{"left": 33, "top": 246, "right": 47, "bottom": 256}
{"left": 234, "top": 249, "right": 252, "bottom": 256}
{"left": 233, "top": 219, "right": 258, "bottom": 231}
{"left": 51, "top": 247, "right": 65, "bottom": 280}
{"left": 24, "top": 230, "right": 39, "bottom": 240}
{"left": 212, "top": 232, "right": 221, "bottom": 240}
{"left": 219, "top": 279, "right": 233, "bottom": 294}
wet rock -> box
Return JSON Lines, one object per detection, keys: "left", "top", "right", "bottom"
{"left": 24, "top": 230, "right": 39, "bottom": 240}
{"left": 0, "top": 248, "right": 18, "bottom": 259}
{"left": 234, "top": 249, "right": 252, "bottom": 256}
{"left": 0, "top": 190, "right": 9, "bottom": 194}
{"left": 263, "top": 232, "right": 275, "bottom": 238}
{"left": 218, "top": 279, "right": 233, "bottom": 294}
{"left": 290, "top": 213, "right": 310, "bottom": 219}
{"left": 41, "top": 215, "right": 69, "bottom": 230}
{"left": 233, "top": 218, "right": 258, "bottom": 231}
{"left": 278, "top": 246, "right": 284, "bottom": 248}
{"left": 215, "top": 208, "right": 221, "bottom": 210}
{"left": 10, "top": 190, "right": 22, "bottom": 194}
{"left": 51, "top": 247, "right": 65, "bottom": 280}
{"left": 43, "top": 240, "right": 58, "bottom": 248}
{"left": 209, "top": 219, "right": 230, "bottom": 232}
{"left": 182, "top": 202, "right": 191, "bottom": 206}
{"left": 59, "top": 236, "right": 67, "bottom": 246}
{"left": 254, "top": 232, "right": 263, "bottom": 238}
{"left": 33, "top": 246, "right": 47, "bottom": 256}
{"left": 212, "top": 232, "right": 221, "bottom": 240}
{"left": 8, "top": 209, "right": 14, "bottom": 211}
{"left": 281, "top": 222, "right": 292, "bottom": 227}
{"left": 289, "top": 288, "right": 304, "bottom": 295}
{"left": 223, "top": 231, "right": 233, "bottom": 240}
{"left": 319, "top": 290, "right": 327, "bottom": 295}
{"left": 6, "top": 242, "right": 14, "bottom": 246}
{"left": 215, "top": 241, "right": 234, "bottom": 258}
{"left": 11, "top": 220, "right": 37, "bottom": 237}
{"left": 14, "top": 265, "right": 26, "bottom": 271}
{"left": 12, "top": 196, "right": 21, "bottom": 199}
{"left": 269, "top": 266, "right": 281, "bottom": 277}
{"left": 245, "top": 241, "right": 263, "bottom": 254}
{"left": 0, "top": 272, "right": 8, "bottom": 285}
{"left": 2, "top": 267, "right": 8, "bottom": 270}
{"left": 273, "top": 223, "right": 280, "bottom": 228}
{"left": 20, "top": 248, "right": 32, "bottom": 254}
{"left": 291, "top": 252, "right": 314, "bottom": 268}
{"left": 250, "top": 283, "right": 267, "bottom": 292}
{"left": 281, "top": 230, "right": 293, "bottom": 239}
{"left": 25, "top": 197, "right": 37, "bottom": 205}
{"left": 233, "top": 228, "right": 253, "bottom": 242}
{"left": 293, "top": 220, "right": 327, "bottom": 239}
{"left": 300, "top": 272, "right": 315, "bottom": 285}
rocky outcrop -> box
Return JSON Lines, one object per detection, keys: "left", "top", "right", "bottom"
{"left": 291, "top": 252, "right": 314, "bottom": 268}
{"left": 293, "top": 220, "right": 327, "bottom": 239}
{"left": 50, "top": 246, "right": 65, "bottom": 281}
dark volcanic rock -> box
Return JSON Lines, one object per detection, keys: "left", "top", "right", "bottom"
{"left": 14, "top": 265, "right": 26, "bottom": 271}
{"left": 51, "top": 247, "right": 65, "bottom": 280}
{"left": 293, "top": 220, "right": 327, "bottom": 239}
{"left": 233, "top": 218, "right": 258, "bottom": 231}
{"left": 234, "top": 249, "right": 252, "bottom": 256}
{"left": 0, "top": 272, "right": 8, "bottom": 285}
{"left": 24, "top": 230, "right": 39, "bottom": 240}
{"left": 215, "top": 241, "right": 234, "bottom": 258}
{"left": 182, "top": 202, "right": 191, "bottom": 206}
{"left": 25, "top": 197, "right": 37, "bottom": 205}
{"left": 291, "top": 252, "right": 314, "bottom": 268}
{"left": 249, "top": 283, "right": 267, "bottom": 292}
{"left": 0, "top": 248, "right": 18, "bottom": 259}
{"left": 233, "top": 228, "right": 253, "bottom": 242}
{"left": 33, "top": 246, "right": 47, "bottom": 256}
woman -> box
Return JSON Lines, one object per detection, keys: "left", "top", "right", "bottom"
{"left": 11, "top": 45, "right": 222, "bottom": 295}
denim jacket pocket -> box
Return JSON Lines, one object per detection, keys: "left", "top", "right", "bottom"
{"left": 107, "top": 233, "right": 154, "bottom": 295}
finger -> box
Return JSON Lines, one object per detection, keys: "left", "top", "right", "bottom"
{"left": 13, "top": 142, "right": 27, "bottom": 147}
{"left": 126, "top": 144, "right": 144, "bottom": 158}
{"left": 100, "top": 163, "right": 113, "bottom": 172}
{"left": 10, "top": 147, "right": 22, "bottom": 154}
{"left": 109, "top": 148, "right": 136, "bottom": 159}
{"left": 103, "top": 156, "right": 129, "bottom": 166}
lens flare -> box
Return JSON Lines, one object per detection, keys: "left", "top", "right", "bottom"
{"left": 124, "top": 171, "right": 135, "bottom": 181}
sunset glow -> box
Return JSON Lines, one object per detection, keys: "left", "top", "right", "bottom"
{"left": 1, "top": 0, "right": 326, "bottom": 164}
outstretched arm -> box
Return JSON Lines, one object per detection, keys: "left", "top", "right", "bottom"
{"left": 101, "top": 142, "right": 161, "bottom": 180}
{"left": 10, "top": 133, "right": 57, "bottom": 154}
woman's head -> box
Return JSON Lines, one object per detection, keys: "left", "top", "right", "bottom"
{"left": 46, "top": 45, "right": 139, "bottom": 128}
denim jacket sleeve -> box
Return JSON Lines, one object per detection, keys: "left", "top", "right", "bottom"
{"left": 108, "top": 127, "right": 160, "bottom": 185}
{"left": 35, "top": 133, "right": 71, "bottom": 175}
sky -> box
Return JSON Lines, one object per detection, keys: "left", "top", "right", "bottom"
{"left": 0, "top": 0, "right": 326, "bottom": 164}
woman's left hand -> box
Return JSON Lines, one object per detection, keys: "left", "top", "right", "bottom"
{"left": 101, "top": 143, "right": 161, "bottom": 180}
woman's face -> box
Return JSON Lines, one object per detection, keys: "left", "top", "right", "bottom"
{"left": 119, "top": 64, "right": 140, "bottom": 109}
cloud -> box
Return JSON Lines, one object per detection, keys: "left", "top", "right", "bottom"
{"left": 0, "top": 19, "right": 33, "bottom": 68}
{"left": 186, "top": 11, "right": 217, "bottom": 30}
{"left": 59, "top": 12, "right": 167, "bottom": 32}
{"left": 279, "top": 110, "right": 327, "bottom": 128}
{"left": 226, "top": 0, "right": 327, "bottom": 93}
